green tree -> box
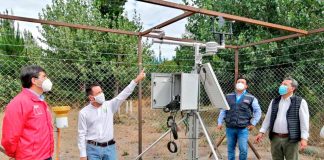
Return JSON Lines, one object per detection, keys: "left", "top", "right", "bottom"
{"left": 0, "top": 10, "right": 43, "bottom": 109}
{"left": 177, "top": 0, "right": 323, "bottom": 116}
{"left": 0, "top": 10, "right": 25, "bottom": 76}
{"left": 39, "top": 0, "right": 154, "bottom": 105}
{"left": 94, "top": 0, "right": 127, "bottom": 27}
{"left": 179, "top": 0, "right": 323, "bottom": 70}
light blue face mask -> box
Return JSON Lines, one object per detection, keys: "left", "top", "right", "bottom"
{"left": 278, "top": 85, "right": 288, "bottom": 95}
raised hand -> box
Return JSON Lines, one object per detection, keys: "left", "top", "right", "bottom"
{"left": 134, "top": 69, "right": 146, "bottom": 83}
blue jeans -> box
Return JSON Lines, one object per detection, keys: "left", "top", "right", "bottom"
{"left": 86, "top": 143, "right": 117, "bottom": 160}
{"left": 226, "top": 127, "right": 249, "bottom": 160}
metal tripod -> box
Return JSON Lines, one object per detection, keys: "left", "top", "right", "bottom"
{"left": 135, "top": 111, "right": 220, "bottom": 160}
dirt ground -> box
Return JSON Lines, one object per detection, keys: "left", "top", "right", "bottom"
{"left": 0, "top": 105, "right": 322, "bottom": 160}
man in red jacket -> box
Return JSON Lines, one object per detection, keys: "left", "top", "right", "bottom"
{"left": 1, "top": 65, "right": 54, "bottom": 160}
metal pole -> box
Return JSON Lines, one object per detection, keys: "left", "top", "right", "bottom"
{"left": 135, "top": 117, "right": 187, "bottom": 160}
{"left": 153, "top": 39, "right": 205, "bottom": 47}
{"left": 216, "top": 135, "right": 226, "bottom": 147}
{"left": 209, "top": 135, "right": 226, "bottom": 158}
{"left": 234, "top": 48, "right": 239, "bottom": 83}
{"left": 248, "top": 140, "right": 261, "bottom": 159}
{"left": 56, "top": 128, "right": 61, "bottom": 160}
{"left": 137, "top": 36, "right": 143, "bottom": 159}
{"left": 188, "top": 111, "right": 199, "bottom": 159}
{"left": 195, "top": 112, "right": 218, "bottom": 160}
{"left": 188, "top": 44, "right": 201, "bottom": 159}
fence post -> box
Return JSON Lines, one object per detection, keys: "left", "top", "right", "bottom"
{"left": 234, "top": 48, "right": 239, "bottom": 83}
{"left": 130, "top": 100, "right": 133, "bottom": 114}
{"left": 126, "top": 101, "right": 129, "bottom": 114}
{"left": 137, "top": 35, "right": 143, "bottom": 159}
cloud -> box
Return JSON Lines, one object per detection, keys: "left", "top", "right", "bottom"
{"left": 125, "top": 0, "right": 188, "bottom": 59}
{"left": 0, "top": 0, "right": 51, "bottom": 18}
{"left": 0, "top": 0, "right": 51, "bottom": 46}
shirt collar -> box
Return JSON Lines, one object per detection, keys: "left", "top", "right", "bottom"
{"left": 89, "top": 102, "right": 102, "bottom": 109}
{"left": 235, "top": 90, "right": 247, "bottom": 96}
{"left": 27, "top": 89, "right": 45, "bottom": 101}
{"left": 281, "top": 94, "right": 293, "bottom": 101}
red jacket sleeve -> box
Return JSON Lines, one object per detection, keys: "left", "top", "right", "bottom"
{"left": 1, "top": 97, "right": 25, "bottom": 158}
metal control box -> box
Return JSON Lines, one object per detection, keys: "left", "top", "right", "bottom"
{"left": 151, "top": 73, "right": 199, "bottom": 110}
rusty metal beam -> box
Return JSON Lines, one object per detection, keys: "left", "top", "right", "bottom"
{"left": 0, "top": 14, "right": 139, "bottom": 36}
{"left": 0, "top": 14, "right": 193, "bottom": 44}
{"left": 0, "top": 13, "right": 237, "bottom": 49}
{"left": 140, "top": 11, "right": 194, "bottom": 36}
{"left": 234, "top": 49, "right": 239, "bottom": 82}
{"left": 239, "top": 28, "right": 324, "bottom": 48}
{"left": 137, "top": 36, "right": 143, "bottom": 160}
{"left": 137, "top": 0, "right": 308, "bottom": 34}
{"left": 0, "top": 13, "right": 238, "bottom": 48}
{"left": 224, "top": 45, "right": 238, "bottom": 49}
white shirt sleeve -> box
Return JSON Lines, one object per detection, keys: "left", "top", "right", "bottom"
{"left": 78, "top": 112, "right": 87, "bottom": 157}
{"left": 299, "top": 99, "right": 310, "bottom": 140}
{"left": 259, "top": 100, "right": 273, "bottom": 133}
{"left": 110, "top": 80, "right": 137, "bottom": 113}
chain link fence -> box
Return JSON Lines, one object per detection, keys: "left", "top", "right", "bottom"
{"left": 0, "top": 50, "right": 323, "bottom": 159}
{"left": 243, "top": 61, "right": 324, "bottom": 142}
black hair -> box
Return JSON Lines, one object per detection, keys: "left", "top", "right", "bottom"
{"left": 236, "top": 75, "right": 249, "bottom": 84}
{"left": 20, "top": 65, "right": 46, "bottom": 88}
{"left": 85, "top": 82, "right": 101, "bottom": 96}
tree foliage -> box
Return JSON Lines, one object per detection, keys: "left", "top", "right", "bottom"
{"left": 176, "top": 0, "right": 324, "bottom": 114}
{"left": 0, "top": 10, "right": 42, "bottom": 107}
{"left": 39, "top": 0, "right": 154, "bottom": 103}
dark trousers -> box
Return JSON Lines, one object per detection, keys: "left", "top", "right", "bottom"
{"left": 271, "top": 136, "right": 299, "bottom": 160}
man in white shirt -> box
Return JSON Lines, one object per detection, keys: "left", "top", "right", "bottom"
{"left": 78, "top": 70, "right": 145, "bottom": 160}
{"left": 255, "top": 77, "right": 309, "bottom": 160}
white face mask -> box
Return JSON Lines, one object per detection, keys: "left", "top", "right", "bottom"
{"left": 36, "top": 78, "right": 53, "bottom": 92}
{"left": 320, "top": 126, "right": 324, "bottom": 138}
{"left": 94, "top": 93, "right": 105, "bottom": 104}
{"left": 235, "top": 82, "right": 245, "bottom": 91}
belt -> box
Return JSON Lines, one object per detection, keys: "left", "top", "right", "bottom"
{"left": 87, "top": 139, "right": 115, "bottom": 147}
{"left": 273, "top": 133, "right": 289, "bottom": 138}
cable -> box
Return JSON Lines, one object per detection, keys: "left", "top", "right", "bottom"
{"left": 239, "top": 48, "right": 324, "bottom": 64}
{"left": 173, "top": 58, "right": 195, "bottom": 61}
{"left": 238, "top": 39, "right": 324, "bottom": 56}
{"left": 0, "top": 32, "right": 138, "bottom": 49}
{"left": 0, "top": 43, "right": 135, "bottom": 56}
{"left": 0, "top": 52, "right": 136, "bottom": 63}
{"left": 167, "top": 141, "right": 178, "bottom": 153}
{"left": 166, "top": 38, "right": 324, "bottom": 57}
{"left": 241, "top": 58, "right": 323, "bottom": 70}
{"left": 0, "top": 53, "right": 200, "bottom": 68}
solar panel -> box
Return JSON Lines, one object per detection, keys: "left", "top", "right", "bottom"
{"left": 199, "top": 63, "right": 230, "bottom": 110}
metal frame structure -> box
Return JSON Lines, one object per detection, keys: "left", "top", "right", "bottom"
{"left": 0, "top": 0, "right": 323, "bottom": 159}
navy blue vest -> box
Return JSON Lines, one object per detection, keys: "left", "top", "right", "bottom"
{"left": 225, "top": 92, "right": 255, "bottom": 128}
{"left": 269, "top": 96, "right": 303, "bottom": 143}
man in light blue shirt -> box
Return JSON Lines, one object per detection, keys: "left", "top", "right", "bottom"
{"left": 217, "top": 76, "right": 262, "bottom": 160}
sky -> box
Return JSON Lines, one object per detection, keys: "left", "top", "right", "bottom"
{"left": 0, "top": 0, "right": 188, "bottom": 60}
